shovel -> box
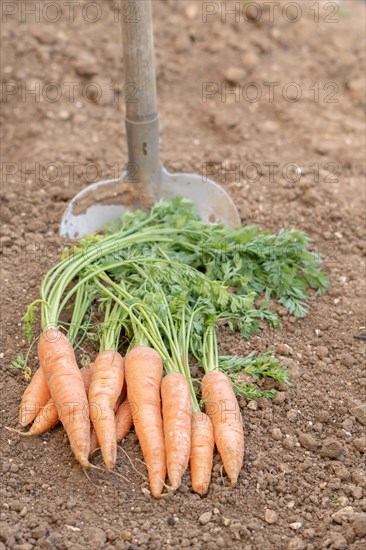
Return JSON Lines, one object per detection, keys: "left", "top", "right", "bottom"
{"left": 60, "top": 0, "right": 240, "bottom": 238}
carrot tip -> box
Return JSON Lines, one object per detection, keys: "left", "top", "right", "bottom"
{"left": 192, "top": 485, "right": 209, "bottom": 496}
{"left": 168, "top": 468, "right": 184, "bottom": 491}
{"left": 5, "top": 426, "right": 32, "bottom": 437}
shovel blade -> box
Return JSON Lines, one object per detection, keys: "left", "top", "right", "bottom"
{"left": 60, "top": 167, "right": 240, "bottom": 239}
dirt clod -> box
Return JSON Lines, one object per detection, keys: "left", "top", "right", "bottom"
{"left": 349, "top": 400, "right": 366, "bottom": 426}
{"left": 320, "top": 439, "right": 343, "bottom": 459}
{"left": 298, "top": 433, "right": 318, "bottom": 451}
{"left": 287, "top": 409, "right": 298, "bottom": 422}
{"left": 287, "top": 537, "right": 306, "bottom": 550}
{"left": 271, "top": 428, "right": 282, "bottom": 441}
{"left": 354, "top": 437, "right": 366, "bottom": 453}
{"left": 330, "top": 533, "right": 348, "bottom": 550}
{"left": 352, "top": 517, "right": 366, "bottom": 538}
{"left": 84, "top": 527, "right": 107, "bottom": 547}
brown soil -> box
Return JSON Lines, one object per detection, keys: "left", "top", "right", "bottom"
{"left": 1, "top": 1, "right": 365, "bottom": 549}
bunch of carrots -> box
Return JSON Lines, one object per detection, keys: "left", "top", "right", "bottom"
{"left": 12, "top": 198, "right": 328, "bottom": 497}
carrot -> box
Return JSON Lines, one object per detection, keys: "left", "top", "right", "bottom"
{"left": 88, "top": 350, "right": 124, "bottom": 468}
{"left": 38, "top": 328, "right": 90, "bottom": 468}
{"left": 125, "top": 345, "right": 166, "bottom": 497}
{"left": 89, "top": 428, "right": 99, "bottom": 454}
{"left": 114, "top": 383, "right": 126, "bottom": 413}
{"left": 190, "top": 411, "right": 214, "bottom": 495}
{"left": 115, "top": 399, "right": 133, "bottom": 443}
{"left": 19, "top": 368, "right": 50, "bottom": 427}
{"left": 30, "top": 365, "right": 93, "bottom": 436}
{"left": 202, "top": 370, "right": 244, "bottom": 485}
{"left": 89, "top": 398, "right": 132, "bottom": 455}
{"left": 26, "top": 400, "right": 59, "bottom": 436}
{"left": 161, "top": 372, "right": 191, "bottom": 490}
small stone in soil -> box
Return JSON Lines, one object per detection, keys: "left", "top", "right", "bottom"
{"left": 184, "top": 4, "right": 198, "bottom": 19}
{"left": 73, "top": 52, "right": 99, "bottom": 77}
{"left": 287, "top": 409, "right": 298, "bottom": 422}
{"left": 199, "top": 512, "right": 212, "bottom": 525}
{"left": 120, "top": 530, "right": 132, "bottom": 541}
{"left": 224, "top": 66, "right": 246, "bottom": 83}
{"left": 264, "top": 509, "right": 278, "bottom": 524}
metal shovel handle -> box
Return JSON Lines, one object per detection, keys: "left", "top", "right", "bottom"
{"left": 121, "top": 0, "right": 160, "bottom": 180}
{"left": 121, "top": 0, "right": 157, "bottom": 123}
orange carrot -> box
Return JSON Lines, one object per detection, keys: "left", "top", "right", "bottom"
{"left": 30, "top": 365, "right": 93, "bottom": 436}
{"left": 202, "top": 371, "right": 244, "bottom": 485}
{"left": 125, "top": 345, "right": 166, "bottom": 497}
{"left": 90, "top": 428, "right": 99, "bottom": 454}
{"left": 26, "top": 400, "right": 59, "bottom": 436}
{"left": 114, "top": 383, "right": 126, "bottom": 413}
{"left": 88, "top": 350, "right": 124, "bottom": 468}
{"left": 161, "top": 372, "right": 191, "bottom": 490}
{"left": 115, "top": 399, "right": 133, "bottom": 443}
{"left": 89, "top": 398, "right": 132, "bottom": 455}
{"left": 19, "top": 368, "right": 50, "bottom": 427}
{"left": 38, "top": 328, "right": 90, "bottom": 468}
{"left": 190, "top": 411, "right": 214, "bottom": 495}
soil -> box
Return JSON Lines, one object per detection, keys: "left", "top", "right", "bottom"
{"left": 1, "top": 1, "right": 365, "bottom": 549}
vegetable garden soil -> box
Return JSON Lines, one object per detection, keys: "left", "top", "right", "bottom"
{"left": 1, "top": 1, "right": 365, "bottom": 549}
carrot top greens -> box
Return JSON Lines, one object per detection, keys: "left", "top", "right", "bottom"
{"left": 15, "top": 197, "right": 328, "bottom": 401}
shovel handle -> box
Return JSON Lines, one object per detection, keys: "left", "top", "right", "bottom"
{"left": 121, "top": 0, "right": 157, "bottom": 123}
